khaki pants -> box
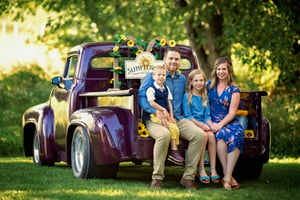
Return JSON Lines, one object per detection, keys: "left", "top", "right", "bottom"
{"left": 150, "top": 114, "right": 180, "bottom": 145}
{"left": 146, "top": 118, "right": 205, "bottom": 180}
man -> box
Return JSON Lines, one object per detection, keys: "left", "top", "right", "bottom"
{"left": 139, "top": 47, "right": 205, "bottom": 189}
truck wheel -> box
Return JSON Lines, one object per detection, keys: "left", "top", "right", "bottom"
{"left": 33, "top": 130, "right": 41, "bottom": 165}
{"left": 71, "top": 126, "right": 119, "bottom": 179}
{"left": 71, "top": 126, "right": 97, "bottom": 178}
{"left": 33, "top": 130, "right": 54, "bottom": 166}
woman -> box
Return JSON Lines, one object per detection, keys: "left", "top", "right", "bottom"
{"left": 207, "top": 57, "right": 244, "bottom": 190}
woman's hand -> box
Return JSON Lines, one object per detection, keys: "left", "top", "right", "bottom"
{"left": 211, "top": 123, "right": 223, "bottom": 133}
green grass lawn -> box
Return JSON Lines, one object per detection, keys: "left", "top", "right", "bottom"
{"left": 0, "top": 157, "right": 299, "bottom": 200}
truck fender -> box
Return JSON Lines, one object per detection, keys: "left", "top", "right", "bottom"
{"left": 68, "top": 106, "right": 135, "bottom": 165}
{"left": 23, "top": 103, "right": 56, "bottom": 162}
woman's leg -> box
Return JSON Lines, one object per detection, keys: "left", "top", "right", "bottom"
{"left": 224, "top": 148, "right": 240, "bottom": 183}
{"left": 217, "top": 139, "right": 228, "bottom": 176}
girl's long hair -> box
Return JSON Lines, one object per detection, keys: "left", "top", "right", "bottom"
{"left": 210, "top": 57, "right": 234, "bottom": 89}
{"left": 186, "top": 69, "right": 208, "bottom": 106}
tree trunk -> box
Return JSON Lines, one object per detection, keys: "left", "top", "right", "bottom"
{"left": 174, "top": 0, "right": 225, "bottom": 79}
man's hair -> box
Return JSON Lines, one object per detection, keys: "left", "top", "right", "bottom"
{"left": 164, "top": 47, "right": 181, "bottom": 57}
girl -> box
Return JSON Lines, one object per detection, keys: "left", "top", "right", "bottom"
{"left": 182, "top": 69, "right": 220, "bottom": 184}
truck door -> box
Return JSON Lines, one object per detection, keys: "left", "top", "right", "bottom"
{"left": 49, "top": 55, "right": 78, "bottom": 148}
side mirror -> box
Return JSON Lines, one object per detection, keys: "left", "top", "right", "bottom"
{"left": 51, "top": 76, "right": 65, "bottom": 88}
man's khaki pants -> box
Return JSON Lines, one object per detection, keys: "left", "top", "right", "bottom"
{"left": 146, "top": 118, "right": 204, "bottom": 180}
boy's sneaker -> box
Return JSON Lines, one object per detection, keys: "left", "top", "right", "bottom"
{"left": 167, "top": 149, "right": 184, "bottom": 166}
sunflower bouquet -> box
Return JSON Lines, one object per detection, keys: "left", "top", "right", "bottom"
{"left": 138, "top": 121, "right": 150, "bottom": 138}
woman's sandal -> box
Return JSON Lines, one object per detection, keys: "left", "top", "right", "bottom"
{"left": 222, "top": 179, "right": 232, "bottom": 190}
{"left": 231, "top": 177, "right": 240, "bottom": 190}
{"left": 221, "top": 177, "right": 240, "bottom": 190}
{"left": 210, "top": 168, "right": 220, "bottom": 183}
{"left": 198, "top": 168, "right": 210, "bottom": 184}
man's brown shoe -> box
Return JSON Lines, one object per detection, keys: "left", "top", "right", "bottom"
{"left": 151, "top": 179, "right": 162, "bottom": 189}
{"left": 180, "top": 178, "right": 197, "bottom": 190}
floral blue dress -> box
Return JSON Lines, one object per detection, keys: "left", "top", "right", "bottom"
{"left": 207, "top": 81, "right": 244, "bottom": 153}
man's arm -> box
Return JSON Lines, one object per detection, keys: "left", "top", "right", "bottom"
{"left": 139, "top": 73, "right": 156, "bottom": 114}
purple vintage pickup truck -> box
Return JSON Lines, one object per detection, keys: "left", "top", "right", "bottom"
{"left": 22, "top": 37, "right": 270, "bottom": 179}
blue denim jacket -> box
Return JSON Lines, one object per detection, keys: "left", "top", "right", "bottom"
{"left": 139, "top": 71, "right": 186, "bottom": 121}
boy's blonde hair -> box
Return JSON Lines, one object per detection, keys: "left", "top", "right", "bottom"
{"left": 152, "top": 65, "right": 166, "bottom": 74}
{"left": 186, "top": 69, "right": 208, "bottom": 106}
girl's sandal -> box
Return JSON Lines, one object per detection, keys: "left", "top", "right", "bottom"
{"left": 210, "top": 168, "right": 220, "bottom": 183}
{"left": 198, "top": 168, "right": 210, "bottom": 184}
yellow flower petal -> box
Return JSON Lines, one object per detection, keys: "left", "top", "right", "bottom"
{"left": 114, "top": 66, "right": 122, "bottom": 71}
{"left": 138, "top": 121, "right": 149, "bottom": 137}
{"left": 160, "top": 39, "right": 166, "bottom": 46}
{"left": 244, "top": 130, "right": 254, "bottom": 138}
{"left": 168, "top": 40, "right": 176, "bottom": 47}
{"left": 113, "top": 46, "right": 119, "bottom": 52}
{"left": 127, "top": 40, "right": 135, "bottom": 47}
{"left": 109, "top": 78, "right": 114, "bottom": 84}
{"left": 121, "top": 34, "right": 126, "bottom": 41}
{"left": 136, "top": 50, "right": 143, "bottom": 55}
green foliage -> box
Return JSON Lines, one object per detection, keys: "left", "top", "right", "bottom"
{"left": 2, "top": 0, "right": 299, "bottom": 96}
{"left": 264, "top": 95, "right": 300, "bottom": 157}
{"left": 224, "top": 0, "right": 299, "bottom": 99}
{"left": 0, "top": 65, "right": 52, "bottom": 156}
{"left": 233, "top": 51, "right": 280, "bottom": 93}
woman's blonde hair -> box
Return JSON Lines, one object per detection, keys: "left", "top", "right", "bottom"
{"left": 210, "top": 57, "right": 234, "bottom": 89}
{"left": 186, "top": 69, "right": 208, "bottom": 106}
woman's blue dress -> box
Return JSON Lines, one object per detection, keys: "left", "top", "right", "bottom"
{"left": 207, "top": 81, "right": 244, "bottom": 153}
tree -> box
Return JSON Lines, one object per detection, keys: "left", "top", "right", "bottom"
{"left": 1, "top": 0, "right": 299, "bottom": 94}
{"left": 174, "top": 0, "right": 299, "bottom": 91}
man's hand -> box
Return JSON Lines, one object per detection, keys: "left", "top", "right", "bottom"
{"left": 156, "top": 110, "right": 169, "bottom": 127}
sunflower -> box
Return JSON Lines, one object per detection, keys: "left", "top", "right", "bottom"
{"left": 112, "top": 46, "right": 119, "bottom": 53}
{"left": 109, "top": 78, "right": 114, "bottom": 84}
{"left": 168, "top": 40, "right": 176, "bottom": 47}
{"left": 127, "top": 40, "right": 135, "bottom": 47}
{"left": 138, "top": 121, "right": 149, "bottom": 137}
{"left": 136, "top": 49, "right": 143, "bottom": 56}
{"left": 120, "top": 34, "right": 126, "bottom": 41}
{"left": 160, "top": 38, "right": 166, "bottom": 46}
{"left": 244, "top": 130, "right": 254, "bottom": 138}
